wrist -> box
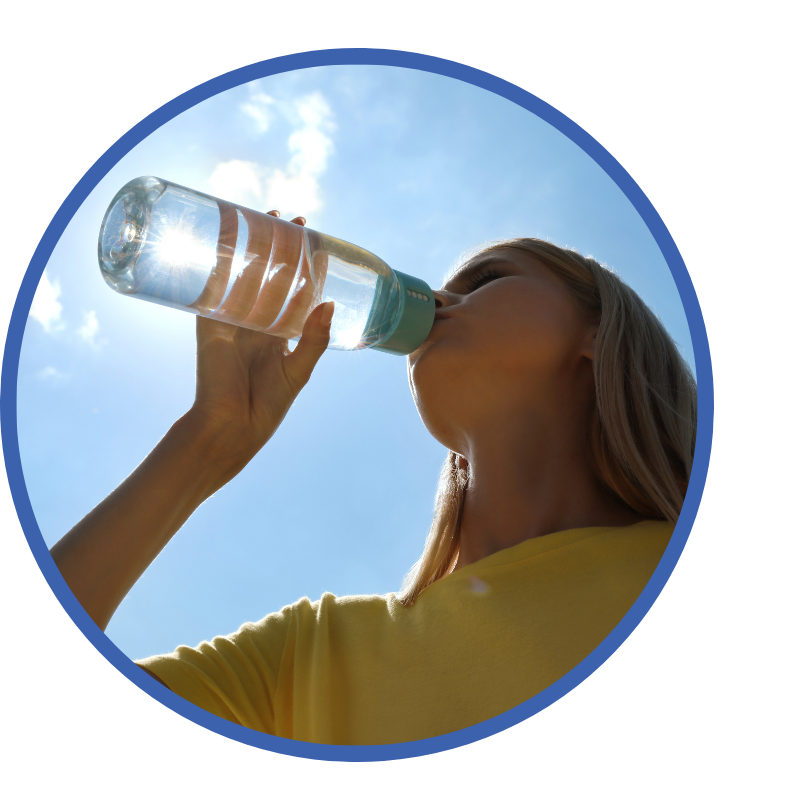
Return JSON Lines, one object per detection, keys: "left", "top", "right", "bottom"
{"left": 170, "top": 410, "right": 255, "bottom": 493}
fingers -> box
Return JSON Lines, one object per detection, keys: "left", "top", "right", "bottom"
{"left": 283, "top": 301, "right": 334, "bottom": 390}
{"left": 243, "top": 262, "right": 297, "bottom": 330}
{"left": 266, "top": 210, "right": 306, "bottom": 227}
{"left": 260, "top": 231, "right": 318, "bottom": 337}
{"left": 217, "top": 210, "right": 275, "bottom": 321}
{"left": 196, "top": 314, "right": 237, "bottom": 343}
{"left": 242, "top": 215, "right": 316, "bottom": 335}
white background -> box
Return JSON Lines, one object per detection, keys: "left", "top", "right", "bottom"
{"left": 2, "top": 1, "right": 806, "bottom": 806}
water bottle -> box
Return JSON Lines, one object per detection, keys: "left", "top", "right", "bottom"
{"left": 97, "top": 176, "right": 435, "bottom": 354}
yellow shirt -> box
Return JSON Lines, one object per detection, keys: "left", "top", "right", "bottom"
{"left": 138, "top": 520, "right": 671, "bottom": 744}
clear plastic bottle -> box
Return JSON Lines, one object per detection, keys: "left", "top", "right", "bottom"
{"left": 98, "top": 176, "right": 435, "bottom": 354}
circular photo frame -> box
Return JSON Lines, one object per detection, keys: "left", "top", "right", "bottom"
{"left": 1, "top": 48, "right": 713, "bottom": 762}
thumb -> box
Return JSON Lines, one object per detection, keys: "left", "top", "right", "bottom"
{"left": 284, "top": 301, "right": 334, "bottom": 389}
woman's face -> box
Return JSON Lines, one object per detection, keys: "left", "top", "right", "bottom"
{"left": 407, "top": 248, "right": 597, "bottom": 454}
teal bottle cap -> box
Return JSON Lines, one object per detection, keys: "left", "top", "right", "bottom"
{"left": 371, "top": 270, "right": 435, "bottom": 355}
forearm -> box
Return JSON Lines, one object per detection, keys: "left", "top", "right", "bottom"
{"left": 51, "top": 299, "right": 332, "bottom": 633}
{"left": 50, "top": 414, "right": 233, "bottom": 631}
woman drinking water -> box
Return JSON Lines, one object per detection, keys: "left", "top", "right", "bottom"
{"left": 51, "top": 217, "right": 696, "bottom": 745}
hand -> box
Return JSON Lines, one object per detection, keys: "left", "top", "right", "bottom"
{"left": 184, "top": 211, "right": 334, "bottom": 482}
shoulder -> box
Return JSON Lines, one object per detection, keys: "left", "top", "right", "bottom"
{"left": 588, "top": 520, "right": 674, "bottom": 580}
{"left": 240, "top": 591, "right": 398, "bottom": 631}
{"left": 622, "top": 519, "right": 675, "bottom": 546}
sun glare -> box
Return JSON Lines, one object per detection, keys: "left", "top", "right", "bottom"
{"left": 156, "top": 226, "right": 211, "bottom": 268}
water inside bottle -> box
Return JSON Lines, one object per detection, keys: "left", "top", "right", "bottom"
{"left": 99, "top": 178, "right": 402, "bottom": 350}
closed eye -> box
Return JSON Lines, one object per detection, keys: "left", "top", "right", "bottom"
{"left": 465, "top": 267, "right": 503, "bottom": 291}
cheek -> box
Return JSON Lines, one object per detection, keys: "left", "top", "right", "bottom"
{"left": 476, "top": 300, "right": 580, "bottom": 377}
{"left": 408, "top": 332, "right": 519, "bottom": 434}
{"left": 407, "top": 289, "right": 586, "bottom": 408}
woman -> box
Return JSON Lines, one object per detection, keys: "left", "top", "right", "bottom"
{"left": 51, "top": 219, "right": 696, "bottom": 745}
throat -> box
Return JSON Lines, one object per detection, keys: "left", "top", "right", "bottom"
{"left": 453, "top": 460, "right": 645, "bottom": 571}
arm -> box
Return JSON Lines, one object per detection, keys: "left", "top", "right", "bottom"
{"left": 51, "top": 240, "right": 335, "bottom": 631}
{"left": 50, "top": 411, "right": 235, "bottom": 631}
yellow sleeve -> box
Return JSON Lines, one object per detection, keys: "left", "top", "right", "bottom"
{"left": 135, "top": 603, "right": 303, "bottom": 734}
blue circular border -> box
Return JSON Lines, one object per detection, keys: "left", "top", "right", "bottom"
{"left": 1, "top": 48, "right": 713, "bottom": 762}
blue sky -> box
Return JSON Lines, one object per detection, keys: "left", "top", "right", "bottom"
{"left": 18, "top": 65, "right": 694, "bottom": 660}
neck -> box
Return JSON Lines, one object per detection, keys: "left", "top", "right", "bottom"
{"left": 454, "top": 405, "right": 643, "bottom": 571}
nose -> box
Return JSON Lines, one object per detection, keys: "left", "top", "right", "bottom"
{"left": 432, "top": 290, "right": 457, "bottom": 309}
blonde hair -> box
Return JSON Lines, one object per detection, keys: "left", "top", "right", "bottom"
{"left": 399, "top": 238, "right": 697, "bottom": 606}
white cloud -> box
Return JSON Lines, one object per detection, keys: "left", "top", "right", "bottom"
{"left": 239, "top": 82, "right": 275, "bottom": 134}
{"left": 36, "top": 366, "right": 68, "bottom": 382}
{"left": 271, "top": 93, "right": 335, "bottom": 214}
{"left": 288, "top": 126, "right": 332, "bottom": 177}
{"left": 77, "top": 311, "right": 101, "bottom": 346}
{"left": 210, "top": 91, "right": 335, "bottom": 219}
{"left": 295, "top": 92, "right": 331, "bottom": 129}
{"left": 30, "top": 271, "right": 63, "bottom": 332}
{"left": 209, "top": 159, "right": 264, "bottom": 208}
{"left": 265, "top": 170, "right": 323, "bottom": 217}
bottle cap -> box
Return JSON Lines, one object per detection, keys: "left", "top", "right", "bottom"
{"left": 371, "top": 270, "right": 435, "bottom": 355}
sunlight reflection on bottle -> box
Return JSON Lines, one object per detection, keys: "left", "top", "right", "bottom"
{"left": 156, "top": 225, "right": 213, "bottom": 269}
{"left": 329, "top": 302, "right": 367, "bottom": 350}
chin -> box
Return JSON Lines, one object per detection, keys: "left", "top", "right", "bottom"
{"left": 408, "top": 355, "right": 469, "bottom": 449}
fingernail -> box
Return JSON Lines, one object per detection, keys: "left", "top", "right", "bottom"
{"left": 321, "top": 301, "right": 335, "bottom": 326}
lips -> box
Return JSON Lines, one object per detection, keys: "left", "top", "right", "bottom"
{"left": 433, "top": 311, "right": 452, "bottom": 321}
